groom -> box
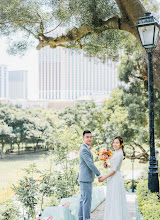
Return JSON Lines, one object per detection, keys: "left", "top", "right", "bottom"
{"left": 78, "top": 130, "right": 102, "bottom": 220}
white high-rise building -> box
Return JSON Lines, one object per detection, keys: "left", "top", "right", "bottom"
{"left": 39, "top": 46, "right": 122, "bottom": 100}
{"left": 0, "top": 65, "right": 8, "bottom": 98}
{"left": 8, "top": 70, "right": 28, "bottom": 99}
{"left": 38, "top": 25, "right": 122, "bottom": 100}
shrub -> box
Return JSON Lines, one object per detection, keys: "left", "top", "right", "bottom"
{"left": 0, "top": 197, "right": 21, "bottom": 220}
{"left": 13, "top": 176, "right": 39, "bottom": 219}
{"left": 124, "top": 179, "right": 139, "bottom": 191}
{"left": 136, "top": 181, "right": 160, "bottom": 220}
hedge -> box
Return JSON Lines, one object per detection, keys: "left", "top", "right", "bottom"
{"left": 136, "top": 181, "right": 160, "bottom": 220}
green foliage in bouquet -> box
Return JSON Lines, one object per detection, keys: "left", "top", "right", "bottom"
{"left": 136, "top": 181, "right": 160, "bottom": 220}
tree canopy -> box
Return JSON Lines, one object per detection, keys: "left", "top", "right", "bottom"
{"left": 1, "top": 0, "right": 160, "bottom": 90}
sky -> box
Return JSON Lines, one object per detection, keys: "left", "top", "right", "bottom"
{"left": 0, "top": 1, "right": 160, "bottom": 100}
{"left": 0, "top": 38, "right": 39, "bottom": 99}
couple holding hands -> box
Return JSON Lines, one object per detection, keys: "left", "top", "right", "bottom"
{"left": 78, "top": 130, "right": 129, "bottom": 220}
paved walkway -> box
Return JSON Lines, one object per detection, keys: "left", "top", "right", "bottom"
{"left": 91, "top": 192, "right": 136, "bottom": 220}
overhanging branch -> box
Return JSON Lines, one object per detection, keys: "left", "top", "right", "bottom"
{"left": 36, "top": 25, "right": 92, "bottom": 50}
{"left": 0, "top": 20, "right": 39, "bottom": 24}
{"left": 36, "top": 16, "right": 137, "bottom": 50}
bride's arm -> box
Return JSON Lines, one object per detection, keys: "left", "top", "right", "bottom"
{"left": 100, "top": 154, "right": 123, "bottom": 182}
{"left": 99, "top": 170, "right": 115, "bottom": 182}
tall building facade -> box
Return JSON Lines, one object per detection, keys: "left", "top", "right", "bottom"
{"left": 39, "top": 46, "right": 122, "bottom": 100}
{"left": 38, "top": 24, "right": 122, "bottom": 100}
{"left": 8, "top": 70, "right": 28, "bottom": 99}
{"left": 0, "top": 65, "right": 8, "bottom": 98}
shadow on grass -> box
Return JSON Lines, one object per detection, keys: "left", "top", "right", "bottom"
{"left": 0, "top": 150, "right": 49, "bottom": 162}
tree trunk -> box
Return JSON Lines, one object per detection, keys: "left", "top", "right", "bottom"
{"left": 1, "top": 144, "right": 4, "bottom": 159}
{"left": 115, "top": 0, "right": 146, "bottom": 24}
{"left": 17, "top": 143, "right": 20, "bottom": 155}
{"left": 40, "top": 195, "right": 44, "bottom": 214}
{"left": 115, "top": 0, "right": 160, "bottom": 90}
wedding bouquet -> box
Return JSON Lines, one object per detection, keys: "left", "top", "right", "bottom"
{"left": 95, "top": 148, "right": 113, "bottom": 161}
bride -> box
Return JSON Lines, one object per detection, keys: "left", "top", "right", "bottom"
{"left": 99, "top": 136, "right": 129, "bottom": 220}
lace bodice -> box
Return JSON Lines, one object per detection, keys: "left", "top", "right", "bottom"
{"left": 110, "top": 148, "right": 123, "bottom": 172}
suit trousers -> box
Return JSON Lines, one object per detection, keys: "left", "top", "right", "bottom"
{"left": 78, "top": 182, "right": 92, "bottom": 220}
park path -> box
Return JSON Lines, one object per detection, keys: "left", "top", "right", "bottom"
{"left": 91, "top": 192, "right": 136, "bottom": 220}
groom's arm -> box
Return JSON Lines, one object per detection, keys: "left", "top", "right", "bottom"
{"left": 81, "top": 148, "right": 101, "bottom": 177}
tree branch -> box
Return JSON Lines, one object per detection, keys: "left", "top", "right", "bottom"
{"left": 37, "top": 12, "right": 44, "bottom": 35}
{"left": 94, "top": 17, "right": 137, "bottom": 36}
{"left": 36, "top": 25, "right": 92, "bottom": 50}
{"left": 43, "top": 22, "right": 62, "bottom": 35}
{"left": 36, "top": 16, "right": 138, "bottom": 50}
{"left": 125, "top": 142, "right": 149, "bottom": 163}
{"left": 130, "top": 144, "right": 136, "bottom": 156}
{"left": 133, "top": 141, "right": 148, "bottom": 154}
{"left": 0, "top": 20, "right": 39, "bottom": 24}
{"left": 125, "top": 152, "right": 148, "bottom": 160}
{"left": 20, "top": 25, "right": 40, "bottom": 40}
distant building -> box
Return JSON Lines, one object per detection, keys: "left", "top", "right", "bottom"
{"left": 8, "top": 70, "right": 28, "bottom": 99}
{"left": 39, "top": 46, "right": 122, "bottom": 100}
{"left": 0, "top": 65, "right": 8, "bottom": 98}
{"left": 38, "top": 23, "right": 123, "bottom": 100}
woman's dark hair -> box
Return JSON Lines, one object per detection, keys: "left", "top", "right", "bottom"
{"left": 83, "top": 130, "right": 91, "bottom": 137}
{"left": 113, "top": 136, "right": 126, "bottom": 159}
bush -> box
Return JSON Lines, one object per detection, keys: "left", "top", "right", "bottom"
{"left": 136, "top": 181, "right": 160, "bottom": 220}
{"left": 124, "top": 179, "right": 139, "bottom": 191}
{"left": 0, "top": 197, "right": 21, "bottom": 220}
{"left": 13, "top": 176, "right": 39, "bottom": 219}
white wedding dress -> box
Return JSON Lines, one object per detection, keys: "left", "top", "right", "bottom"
{"left": 104, "top": 148, "right": 129, "bottom": 220}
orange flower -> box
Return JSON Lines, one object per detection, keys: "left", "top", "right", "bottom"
{"left": 94, "top": 148, "right": 113, "bottom": 161}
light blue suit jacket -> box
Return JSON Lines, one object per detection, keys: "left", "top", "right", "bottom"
{"left": 78, "top": 143, "right": 101, "bottom": 182}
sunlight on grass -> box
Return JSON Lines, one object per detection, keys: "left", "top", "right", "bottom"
{"left": 121, "top": 158, "right": 149, "bottom": 172}
{"left": 0, "top": 152, "right": 51, "bottom": 194}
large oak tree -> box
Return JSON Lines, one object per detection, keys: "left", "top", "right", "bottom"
{"left": 1, "top": 0, "right": 160, "bottom": 89}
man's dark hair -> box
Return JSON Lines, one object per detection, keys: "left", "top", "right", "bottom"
{"left": 83, "top": 130, "right": 91, "bottom": 137}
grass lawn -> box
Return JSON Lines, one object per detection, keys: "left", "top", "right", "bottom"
{"left": 0, "top": 150, "right": 151, "bottom": 195}
{"left": 121, "top": 158, "right": 148, "bottom": 172}
{"left": 0, "top": 151, "right": 51, "bottom": 194}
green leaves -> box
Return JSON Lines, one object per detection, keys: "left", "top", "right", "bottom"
{"left": 136, "top": 181, "right": 160, "bottom": 220}
{"left": 22, "top": 163, "right": 41, "bottom": 177}
{"left": 13, "top": 176, "right": 39, "bottom": 218}
{"left": 0, "top": 104, "right": 56, "bottom": 155}
{"left": 0, "top": 197, "right": 21, "bottom": 220}
{"left": 0, "top": 120, "right": 13, "bottom": 158}
{"left": 12, "top": 153, "right": 79, "bottom": 218}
